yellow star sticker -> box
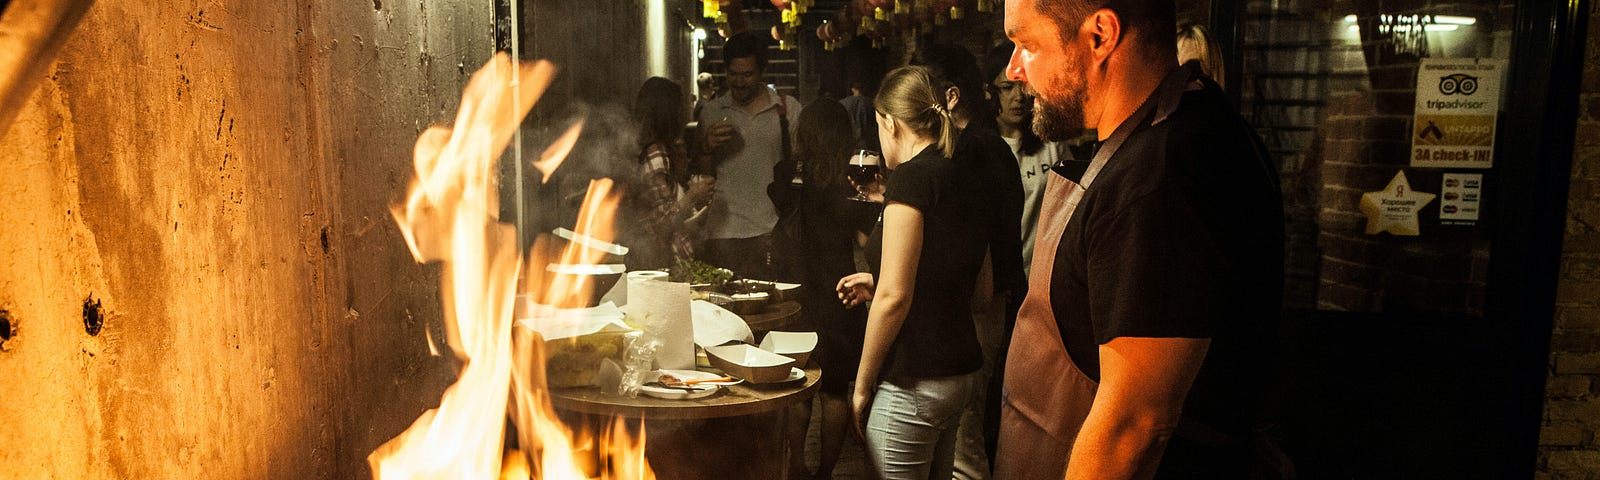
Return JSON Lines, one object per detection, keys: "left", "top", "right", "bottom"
{"left": 1360, "top": 171, "right": 1436, "bottom": 236}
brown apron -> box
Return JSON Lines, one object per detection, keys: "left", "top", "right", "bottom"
{"left": 991, "top": 171, "right": 1097, "bottom": 480}
{"left": 992, "top": 67, "right": 1193, "bottom": 480}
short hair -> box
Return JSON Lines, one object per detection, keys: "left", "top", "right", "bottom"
{"left": 910, "top": 39, "right": 991, "bottom": 127}
{"left": 1034, "top": 0, "right": 1176, "bottom": 51}
{"left": 721, "top": 32, "right": 771, "bottom": 71}
{"left": 984, "top": 41, "right": 1045, "bottom": 156}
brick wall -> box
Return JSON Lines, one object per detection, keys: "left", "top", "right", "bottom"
{"left": 1537, "top": 3, "right": 1600, "bottom": 477}
{"left": 1240, "top": 0, "right": 1503, "bottom": 314}
{"left": 1309, "top": 1, "right": 1504, "bottom": 315}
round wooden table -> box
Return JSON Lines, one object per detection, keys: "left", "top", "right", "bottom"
{"left": 549, "top": 366, "right": 820, "bottom": 420}
{"left": 739, "top": 299, "right": 805, "bottom": 334}
{"left": 551, "top": 366, "right": 821, "bottom": 479}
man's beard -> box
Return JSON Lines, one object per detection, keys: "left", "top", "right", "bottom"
{"left": 1031, "top": 83, "right": 1086, "bottom": 142}
{"left": 731, "top": 85, "right": 760, "bottom": 105}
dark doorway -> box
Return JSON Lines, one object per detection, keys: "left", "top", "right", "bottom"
{"left": 1195, "top": 0, "right": 1586, "bottom": 477}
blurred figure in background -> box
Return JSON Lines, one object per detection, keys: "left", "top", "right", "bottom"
{"left": 693, "top": 71, "right": 719, "bottom": 121}
{"left": 986, "top": 40, "right": 1067, "bottom": 281}
{"left": 1176, "top": 22, "right": 1227, "bottom": 89}
{"left": 839, "top": 44, "right": 887, "bottom": 151}
{"left": 769, "top": 98, "right": 877, "bottom": 480}
{"left": 627, "top": 76, "right": 712, "bottom": 270}
{"left": 912, "top": 40, "right": 1024, "bottom": 480}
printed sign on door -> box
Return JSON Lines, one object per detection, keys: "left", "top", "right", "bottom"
{"left": 1411, "top": 58, "right": 1503, "bottom": 169}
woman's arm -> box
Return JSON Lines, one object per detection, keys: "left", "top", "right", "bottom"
{"left": 851, "top": 202, "right": 923, "bottom": 435}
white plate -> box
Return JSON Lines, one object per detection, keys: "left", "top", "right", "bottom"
{"left": 639, "top": 383, "right": 718, "bottom": 400}
{"left": 773, "top": 367, "right": 805, "bottom": 384}
{"left": 638, "top": 370, "right": 737, "bottom": 400}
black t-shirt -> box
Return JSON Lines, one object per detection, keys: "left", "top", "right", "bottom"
{"left": 953, "top": 126, "right": 1026, "bottom": 295}
{"left": 869, "top": 145, "right": 987, "bottom": 379}
{"left": 1051, "top": 79, "right": 1284, "bottom": 435}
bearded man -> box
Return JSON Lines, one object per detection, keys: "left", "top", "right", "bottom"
{"left": 992, "top": 0, "right": 1285, "bottom": 479}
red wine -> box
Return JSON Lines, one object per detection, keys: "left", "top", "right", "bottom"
{"left": 849, "top": 164, "right": 882, "bottom": 184}
{"left": 849, "top": 150, "right": 882, "bottom": 184}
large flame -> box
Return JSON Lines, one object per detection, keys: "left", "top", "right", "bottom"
{"left": 372, "top": 53, "right": 652, "bottom": 479}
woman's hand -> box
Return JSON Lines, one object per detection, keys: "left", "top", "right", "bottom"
{"left": 851, "top": 383, "right": 875, "bottom": 440}
{"left": 849, "top": 173, "right": 886, "bottom": 203}
{"left": 684, "top": 174, "right": 715, "bottom": 208}
{"left": 836, "top": 272, "right": 875, "bottom": 308}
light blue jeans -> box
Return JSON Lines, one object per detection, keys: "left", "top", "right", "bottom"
{"left": 865, "top": 373, "right": 976, "bottom": 480}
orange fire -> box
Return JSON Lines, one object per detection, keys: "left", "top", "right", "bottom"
{"left": 373, "top": 53, "right": 653, "bottom": 479}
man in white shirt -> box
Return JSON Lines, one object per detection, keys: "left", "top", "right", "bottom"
{"left": 697, "top": 32, "right": 798, "bottom": 278}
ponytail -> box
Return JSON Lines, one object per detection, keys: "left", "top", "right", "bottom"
{"left": 876, "top": 65, "right": 959, "bottom": 159}
{"left": 930, "top": 103, "right": 957, "bottom": 158}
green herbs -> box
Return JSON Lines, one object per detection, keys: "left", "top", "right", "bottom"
{"left": 671, "top": 257, "right": 732, "bottom": 286}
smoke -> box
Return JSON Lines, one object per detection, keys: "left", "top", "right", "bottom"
{"left": 506, "top": 100, "right": 641, "bottom": 251}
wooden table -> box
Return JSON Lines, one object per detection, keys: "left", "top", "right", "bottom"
{"left": 550, "top": 366, "right": 820, "bottom": 420}
{"left": 739, "top": 299, "right": 805, "bottom": 334}
{"left": 550, "top": 366, "right": 821, "bottom": 479}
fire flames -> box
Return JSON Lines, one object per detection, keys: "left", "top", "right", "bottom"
{"left": 372, "top": 53, "right": 653, "bottom": 479}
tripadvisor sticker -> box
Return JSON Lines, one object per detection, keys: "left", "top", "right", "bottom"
{"left": 1412, "top": 58, "right": 1502, "bottom": 168}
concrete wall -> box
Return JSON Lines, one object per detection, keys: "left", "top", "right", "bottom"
{"left": 1538, "top": 2, "right": 1600, "bottom": 476}
{"left": 0, "top": 0, "right": 491, "bottom": 477}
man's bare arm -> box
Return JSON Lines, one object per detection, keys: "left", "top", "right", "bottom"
{"left": 1065, "top": 336, "right": 1210, "bottom": 480}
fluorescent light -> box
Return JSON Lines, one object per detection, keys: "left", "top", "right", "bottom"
{"left": 1347, "top": 24, "right": 1459, "bottom": 32}
{"left": 1432, "top": 15, "right": 1476, "bottom": 25}
{"left": 1343, "top": 14, "right": 1474, "bottom": 25}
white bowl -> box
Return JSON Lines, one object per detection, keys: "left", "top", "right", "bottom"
{"left": 759, "top": 331, "right": 818, "bottom": 366}
{"left": 704, "top": 344, "right": 797, "bottom": 383}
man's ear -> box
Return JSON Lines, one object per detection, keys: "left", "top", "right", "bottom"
{"left": 1085, "top": 8, "right": 1122, "bottom": 61}
{"left": 945, "top": 86, "right": 961, "bottom": 111}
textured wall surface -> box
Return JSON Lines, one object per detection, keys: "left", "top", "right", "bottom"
{"left": 0, "top": 0, "right": 491, "bottom": 478}
{"left": 1539, "top": 3, "right": 1600, "bottom": 477}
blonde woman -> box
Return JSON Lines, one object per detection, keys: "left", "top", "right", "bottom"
{"left": 1177, "top": 22, "right": 1227, "bottom": 89}
{"left": 836, "top": 65, "right": 987, "bottom": 479}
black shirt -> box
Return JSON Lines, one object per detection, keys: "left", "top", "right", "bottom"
{"left": 953, "top": 126, "right": 1026, "bottom": 295}
{"left": 1051, "top": 77, "right": 1284, "bottom": 435}
{"left": 871, "top": 145, "right": 987, "bottom": 379}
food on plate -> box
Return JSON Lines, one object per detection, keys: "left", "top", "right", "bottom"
{"left": 656, "top": 373, "right": 735, "bottom": 387}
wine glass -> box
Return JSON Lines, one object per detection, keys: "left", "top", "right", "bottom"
{"left": 847, "top": 149, "right": 883, "bottom": 202}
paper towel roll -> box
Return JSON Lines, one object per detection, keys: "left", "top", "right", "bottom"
{"left": 623, "top": 271, "right": 695, "bottom": 370}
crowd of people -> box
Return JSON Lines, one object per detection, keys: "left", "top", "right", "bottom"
{"left": 616, "top": 0, "right": 1285, "bottom": 478}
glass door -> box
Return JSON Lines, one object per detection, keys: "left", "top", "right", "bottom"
{"left": 1195, "top": 0, "right": 1585, "bottom": 476}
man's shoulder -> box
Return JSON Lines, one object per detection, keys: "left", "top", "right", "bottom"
{"left": 699, "top": 94, "right": 734, "bottom": 119}
{"left": 776, "top": 94, "right": 800, "bottom": 112}
{"left": 706, "top": 92, "right": 734, "bottom": 107}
